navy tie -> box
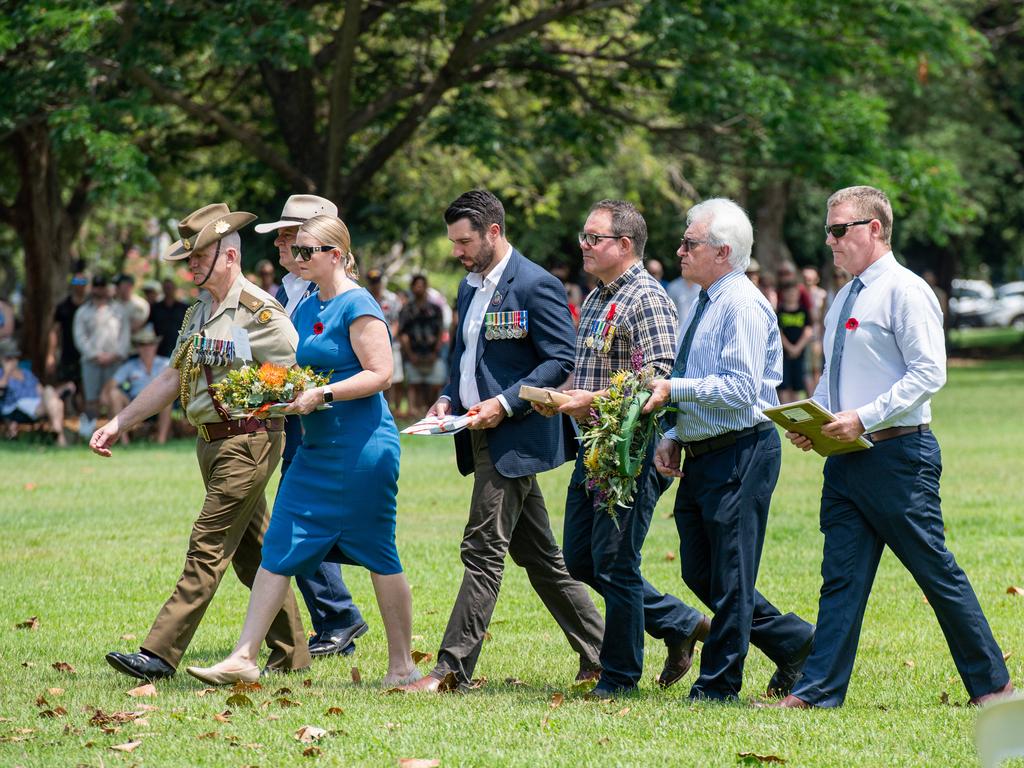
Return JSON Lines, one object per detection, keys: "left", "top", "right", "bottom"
{"left": 275, "top": 284, "right": 288, "bottom": 306}
{"left": 828, "top": 277, "right": 864, "bottom": 412}
{"left": 672, "top": 289, "right": 710, "bottom": 377}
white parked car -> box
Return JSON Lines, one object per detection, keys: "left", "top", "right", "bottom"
{"left": 949, "top": 279, "right": 996, "bottom": 328}
{"left": 985, "top": 281, "right": 1024, "bottom": 331}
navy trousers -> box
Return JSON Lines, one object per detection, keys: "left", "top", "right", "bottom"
{"left": 673, "top": 427, "right": 813, "bottom": 700}
{"left": 793, "top": 430, "right": 1008, "bottom": 707}
{"left": 563, "top": 441, "right": 706, "bottom": 691}
{"left": 278, "top": 415, "right": 364, "bottom": 640}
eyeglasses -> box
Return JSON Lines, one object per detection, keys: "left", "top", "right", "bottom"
{"left": 578, "top": 232, "right": 625, "bottom": 247}
{"left": 825, "top": 219, "right": 873, "bottom": 239}
{"left": 290, "top": 244, "right": 337, "bottom": 261}
{"left": 679, "top": 237, "right": 712, "bottom": 253}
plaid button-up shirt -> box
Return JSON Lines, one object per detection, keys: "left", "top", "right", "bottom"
{"left": 573, "top": 262, "right": 678, "bottom": 392}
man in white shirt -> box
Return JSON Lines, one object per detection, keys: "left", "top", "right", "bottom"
{"left": 776, "top": 185, "right": 1011, "bottom": 708}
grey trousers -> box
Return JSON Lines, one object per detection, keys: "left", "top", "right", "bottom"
{"left": 433, "top": 430, "right": 603, "bottom": 685}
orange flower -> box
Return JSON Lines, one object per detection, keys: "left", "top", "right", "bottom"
{"left": 258, "top": 361, "right": 287, "bottom": 389}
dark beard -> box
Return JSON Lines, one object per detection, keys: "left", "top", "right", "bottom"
{"left": 472, "top": 240, "right": 496, "bottom": 273}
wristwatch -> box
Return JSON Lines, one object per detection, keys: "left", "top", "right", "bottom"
{"left": 322, "top": 387, "right": 334, "bottom": 404}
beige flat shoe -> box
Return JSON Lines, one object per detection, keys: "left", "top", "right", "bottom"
{"left": 186, "top": 662, "right": 260, "bottom": 685}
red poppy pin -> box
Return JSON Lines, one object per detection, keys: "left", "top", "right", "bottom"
{"left": 845, "top": 318, "right": 859, "bottom": 331}
{"left": 313, "top": 321, "right": 324, "bottom": 335}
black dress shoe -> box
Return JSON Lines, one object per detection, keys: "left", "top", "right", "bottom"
{"left": 657, "top": 614, "right": 712, "bottom": 688}
{"left": 308, "top": 621, "right": 369, "bottom": 658}
{"left": 766, "top": 628, "right": 815, "bottom": 698}
{"left": 106, "top": 651, "right": 175, "bottom": 681}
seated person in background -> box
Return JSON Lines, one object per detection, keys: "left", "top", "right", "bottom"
{"left": 0, "top": 338, "right": 67, "bottom": 447}
{"left": 101, "top": 324, "right": 172, "bottom": 444}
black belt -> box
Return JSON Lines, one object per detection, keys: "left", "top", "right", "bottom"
{"left": 198, "top": 417, "right": 285, "bottom": 443}
{"left": 867, "top": 424, "right": 929, "bottom": 443}
{"left": 681, "top": 422, "right": 775, "bottom": 459}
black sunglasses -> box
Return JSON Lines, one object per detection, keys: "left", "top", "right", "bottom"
{"left": 578, "top": 232, "right": 626, "bottom": 247}
{"left": 290, "top": 244, "right": 337, "bottom": 261}
{"left": 680, "top": 237, "right": 713, "bottom": 253}
{"left": 825, "top": 219, "right": 873, "bottom": 238}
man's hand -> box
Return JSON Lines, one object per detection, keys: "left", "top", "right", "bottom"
{"left": 557, "top": 389, "right": 597, "bottom": 421}
{"left": 654, "top": 437, "right": 683, "bottom": 478}
{"left": 785, "top": 430, "right": 815, "bottom": 452}
{"left": 642, "top": 378, "right": 672, "bottom": 414}
{"left": 89, "top": 417, "right": 121, "bottom": 458}
{"left": 821, "top": 410, "right": 865, "bottom": 442}
{"left": 427, "top": 397, "right": 450, "bottom": 417}
{"left": 531, "top": 401, "right": 558, "bottom": 418}
{"left": 466, "top": 397, "right": 506, "bottom": 430}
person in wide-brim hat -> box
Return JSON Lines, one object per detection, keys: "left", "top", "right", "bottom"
{"left": 162, "top": 203, "right": 256, "bottom": 262}
{"left": 254, "top": 195, "right": 339, "bottom": 234}
{"left": 131, "top": 324, "right": 161, "bottom": 349}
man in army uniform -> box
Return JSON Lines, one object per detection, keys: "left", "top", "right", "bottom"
{"left": 90, "top": 203, "right": 311, "bottom": 681}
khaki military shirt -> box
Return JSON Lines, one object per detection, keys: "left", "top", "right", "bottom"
{"left": 170, "top": 274, "right": 298, "bottom": 426}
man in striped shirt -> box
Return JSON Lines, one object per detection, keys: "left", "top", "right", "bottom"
{"left": 643, "top": 198, "right": 815, "bottom": 702}
{"left": 535, "top": 199, "right": 709, "bottom": 699}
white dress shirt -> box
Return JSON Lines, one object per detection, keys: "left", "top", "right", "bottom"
{"left": 281, "top": 272, "right": 311, "bottom": 317}
{"left": 812, "top": 251, "right": 946, "bottom": 432}
{"left": 458, "top": 245, "right": 514, "bottom": 413}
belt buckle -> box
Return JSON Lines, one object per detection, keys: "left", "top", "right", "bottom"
{"left": 198, "top": 424, "right": 210, "bottom": 442}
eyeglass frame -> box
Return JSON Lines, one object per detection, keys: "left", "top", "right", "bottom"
{"left": 578, "top": 231, "right": 628, "bottom": 247}
{"left": 825, "top": 219, "right": 874, "bottom": 239}
{"left": 290, "top": 244, "right": 338, "bottom": 261}
{"left": 679, "top": 237, "right": 715, "bottom": 253}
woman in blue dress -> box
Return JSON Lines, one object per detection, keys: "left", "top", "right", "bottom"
{"left": 188, "top": 215, "right": 420, "bottom": 688}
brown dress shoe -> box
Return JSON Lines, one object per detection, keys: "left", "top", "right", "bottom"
{"left": 657, "top": 614, "right": 711, "bottom": 688}
{"left": 969, "top": 681, "right": 1014, "bottom": 706}
{"left": 753, "top": 694, "right": 813, "bottom": 709}
{"left": 399, "top": 671, "right": 458, "bottom": 693}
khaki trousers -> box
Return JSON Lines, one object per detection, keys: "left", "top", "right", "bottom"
{"left": 142, "top": 431, "right": 311, "bottom": 670}
{"left": 434, "top": 431, "right": 603, "bottom": 685}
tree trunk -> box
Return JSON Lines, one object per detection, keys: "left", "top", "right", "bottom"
{"left": 10, "top": 123, "right": 87, "bottom": 378}
{"left": 752, "top": 179, "right": 792, "bottom": 274}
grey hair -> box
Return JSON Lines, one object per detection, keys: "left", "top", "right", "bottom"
{"left": 686, "top": 198, "right": 753, "bottom": 271}
{"left": 220, "top": 231, "right": 241, "bottom": 255}
{"left": 827, "top": 185, "right": 893, "bottom": 244}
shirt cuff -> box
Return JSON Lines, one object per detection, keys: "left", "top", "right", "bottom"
{"left": 856, "top": 403, "right": 882, "bottom": 432}
{"left": 664, "top": 426, "right": 682, "bottom": 444}
{"left": 669, "top": 377, "right": 697, "bottom": 402}
{"left": 496, "top": 394, "right": 513, "bottom": 416}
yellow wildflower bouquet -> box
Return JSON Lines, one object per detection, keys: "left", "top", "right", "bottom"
{"left": 211, "top": 362, "right": 330, "bottom": 418}
{"left": 579, "top": 349, "right": 662, "bottom": 528}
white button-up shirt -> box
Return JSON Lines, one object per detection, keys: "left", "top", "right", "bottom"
{"left": 812, "top": 251, "right": 946, "bottom": 431}
{"left": 459, "top": 245, "right": 513, "bottom": 413}
{"left": 281, "top": 272, "right": 311, "bottom": 317}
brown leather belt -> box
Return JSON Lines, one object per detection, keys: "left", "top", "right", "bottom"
{"left": 867, "top": 424, "right": 930, "bottom": 443}
{"left": 198, "top": 417, "right": 285, "bottom": 443}
{"left": 681, "top": 422, "right": 775, "bottom": 459}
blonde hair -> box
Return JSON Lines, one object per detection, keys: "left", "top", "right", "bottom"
{"left": 299, "top": 214, "right": 358, "bottom": 278}
{"left": 827, "top": 186, "right": 893, "bottom": 244}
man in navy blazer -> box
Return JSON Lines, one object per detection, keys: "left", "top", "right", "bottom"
{"left": 402, "top": 190, "right": 603, "bottom": 692}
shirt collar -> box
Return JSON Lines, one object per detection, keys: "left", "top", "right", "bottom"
{"left": 856, "top": 251, "right": 896, "bottom": 287}
{"left": 599, "top": 261, "right": 643, "bottom": 298}
{"left": 705, "top": 269, "right": 745, "bottom": 301}
{"left": 466, "top": 244, "right": 513, "bottom": 290}
{"left": 282, "top": 272, "right": 308, "bottom": 291}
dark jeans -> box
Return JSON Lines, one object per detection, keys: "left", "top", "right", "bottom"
{"left": 434, "top": 431, "right": 603, "bottom": 686}
{"left": 793, "top": 430, "right": 1008, "bottom": 707}
{"left": 673, "top": 427, "right": 813, "bottom": 700}
{"left": 279, "top": 448, "right": 364, "bottom": 639}
{"left": 562, "top": 441, "right": 705, "bottom": 691}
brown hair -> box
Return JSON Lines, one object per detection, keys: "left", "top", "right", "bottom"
{"left": 299, "top": 215, "right": 358, "bottom": 278}
{"left": 827, "top": 185, "right": 893, "bottom": 244}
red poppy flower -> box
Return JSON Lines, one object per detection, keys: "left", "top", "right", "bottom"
{"left": 313, "top": 322, "right": 324, "bottom": 335}
{"left": 845, "top": 317, "right": 859, "bottom": 331}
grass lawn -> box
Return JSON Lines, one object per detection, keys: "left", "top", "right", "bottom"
{"left": 2, "top": 361, "right": 1022, "bottom": 767}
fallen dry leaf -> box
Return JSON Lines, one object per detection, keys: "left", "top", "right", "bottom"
{"left": 598, "top": 736, "right": 611, "bottom": 746}
{"left": 615, "top": 707, "right": 630, "bottom": 717}
{"left": 213, "top": 710, "right": 232, "bottom": 723}
{"left": 121, "top": 633, "right": 137, "bottom": 641}
{"left": 294, "top": 725, "right": 327, "bottom": 743}
{"left": 438, "top": 671, "right": 458, "bottom": 692}
{"left": 303, "top": 745, "right": 322, "bottom": 757}
{"left": 385, "top": 722, "right": 400, "bottom": 730}
{"left": 230, "top": 681, "right": 262, "bottom": 693}
{"left": 325, "top": 707, "right": 344, "bottom": 716}
{"left": 504, "top": 677, "right": 526, "bottom": 687}
{"left": 35, "top": 694, "right": 49, "bottom": 708}
{"left": 940, "top": 691, "right": 950, "bottom": 705}
{"left": 137, "top": 703, "right": 159, "bottom": 712}
{"left": 127, "top": 683, "right": 158, "bottom": 698}
{"left": 1007, "top": 586, "right": 1024, "bottom": 596}
{"left": 38, "top": 707, "right": 67, "bottom": 718}
{"left": 21, "top": 661, "right": 35, "bottom": 668}
{"left": 277, "top": 697, "right": 301, "bottom": 708}
{"left": 664, "top": 552, "right": 676, "bottom": 561}
{"left": 398, "top": 760, "right": 440, "bottom": 768}
{"left": 904, "top": 660, "right": 915, "bottom": 668}
{"left": 737, "top": 752, "right": 786, "bottom": 764}
{"left": 468, "top": 677, "right": 487, "bottom": 690}
{"left": 197, "top": 731, "right": 219, "bottom": 739}
{"left": 550, "top": 692, "right": 564, "bottom": 709}
{"left": 110, "top": 740, "right": 142, "bottom": 753}
{"left": 303, "top": 679, "right": 313, "bottom": 688}
{"left": 24, "top": 482, "right": 37, "bottom": 491}
{"left": 47, "top": 688, "right": 64, "bottom": 696}
{"left": 15, "top": 616, "right": 40, "bottom": 630}
{"left": 274, "top": 686, "right": 292, "bottom": 695}
{"left": 195, "top": 687, "right": 217, "bottom": 697}
{"left": 51, "top": 661, "right": 76, "bottom": 674}
{"left": 351, "top": 667, "right": 362, "bottom": 685}
{"left": 411, "top": 650, "right": 433, "bottom": 664}
{"left": 483, "top": 631, "right": 493, "bottom": 641}
{"left": 226, "top": 693, "right": 254, "bottom": 708}
{"left": 1003, "top": 651, "right": 1013, "bottom": 662}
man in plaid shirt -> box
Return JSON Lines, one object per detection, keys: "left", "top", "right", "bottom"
{"left": 535, "top": 200, "right": 709, "bottom": 698}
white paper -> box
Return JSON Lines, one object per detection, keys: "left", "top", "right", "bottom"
{"left": 231, "top": 325, "right": 253, "bottom": 361}
{"left": 401, "top": 414, "right": 472, "bottom": 436}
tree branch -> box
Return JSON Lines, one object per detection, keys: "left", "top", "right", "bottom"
{"left": 325, "top": 0, "right": 364, "bottom": 200}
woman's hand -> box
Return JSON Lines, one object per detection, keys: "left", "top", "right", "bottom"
{"left": 284, "top": 387, "right": 325, "bottom": 415}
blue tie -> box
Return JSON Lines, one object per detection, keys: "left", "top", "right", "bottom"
{"left": 672, "top": 289, "right": 710, "bottom": 377}
{"left": 275, "top": 284, "right": 288, "bottom": 305}
{"left": 828, "top": 277, "right": 864, "bottom": 412}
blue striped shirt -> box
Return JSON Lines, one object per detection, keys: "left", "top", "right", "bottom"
{"left": 666, "top": 269, "right": 782, "bottom": 443}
